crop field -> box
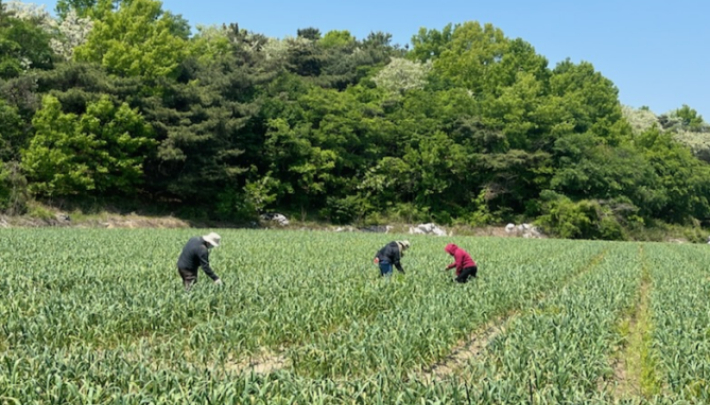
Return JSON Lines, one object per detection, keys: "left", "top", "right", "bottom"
{"left": 1, "top": 229, "right": 710, "bottom": 404}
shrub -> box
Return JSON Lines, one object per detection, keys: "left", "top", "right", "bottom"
{"left": 536, "top": 192, "right": 625, "bottom": 240}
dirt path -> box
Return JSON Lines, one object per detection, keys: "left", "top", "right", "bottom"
{"left": 607, "top": 245, "right": 657, "bottom": 401}
{"left": 416, "top": 314, "right": 510, "bottom": 383}
{"left": 218, "top": 348, "right": 289, "bottom": 375}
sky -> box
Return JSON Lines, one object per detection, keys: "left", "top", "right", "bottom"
{"left": 31, "top": 0, "right": 710, "bottom": 120}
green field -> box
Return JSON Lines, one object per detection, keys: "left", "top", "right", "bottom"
{"left": 1, "top": 229, "right": 709, "bottom": 404}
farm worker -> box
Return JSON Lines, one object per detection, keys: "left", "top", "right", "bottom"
{"left": 374, "top": 240, "right": 410, "bottom": 277}
{"left": 443, "top": 243, "right": 477, "bottom": 283}
{"left": 177, "top": 232, "right": 223, "bottom": 290}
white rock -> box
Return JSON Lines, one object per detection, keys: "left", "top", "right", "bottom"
{"left": 431, "top": 227, "right": 447, "bottom": 236}
{"left": 409, "top": 226, "right": 425, "bottom": 235}
{"left": 505, "top": 223, "right": 516, "bottom": 233}
{"left": 419, "top": 223, "right": 435, "bottom": 233}
{"left": 410, "top": 223, "right": 447, "bottom": 236}
{"left": 260, "top": 213, "right": 290, "bottom": 226}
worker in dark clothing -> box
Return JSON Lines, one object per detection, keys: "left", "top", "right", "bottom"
{"left": 374, "top": 240, "right": 410, "bottom": 277}
{"left": 444, "top": 243, "right": 477, "bottom": 283}
{"left": 177, "top": 232, "right": 223, "bottom": 290}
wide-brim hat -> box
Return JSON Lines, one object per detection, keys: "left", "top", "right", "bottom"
{"left": 397, "top": 240, "right": 411, "bottom": 250}
{"left": 203, "top": 232, "right": 221, "bottom": 247}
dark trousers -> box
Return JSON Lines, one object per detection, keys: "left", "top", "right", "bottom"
{"left": 178, "top": 268, "right": 197, "bottom": 290}
{"left": 379, "top": 262, "right": 393, "bottom": 277}
{"left": 456, "top": 266, "right": 477, "bottom": 283}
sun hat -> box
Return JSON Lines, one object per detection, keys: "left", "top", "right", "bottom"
{"left": 397, "top": 240, "right": 411, "bottom": 250}
{"left": 202, "top": 232, "right": 221, "bottom": 247}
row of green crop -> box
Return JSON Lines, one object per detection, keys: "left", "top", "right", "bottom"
{"left": 644, "top": 243, "right": 710, "bottom": 404}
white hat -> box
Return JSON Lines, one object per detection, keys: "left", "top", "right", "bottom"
{"left": 397, "top": 240, "right": 411, "bottom": 250}
{"left": 203, "top": 232, "right": 221, "bottom": 247}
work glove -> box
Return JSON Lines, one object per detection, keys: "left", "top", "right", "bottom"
{"left": 214, "top": 279, "right": 223, "bottom": 286}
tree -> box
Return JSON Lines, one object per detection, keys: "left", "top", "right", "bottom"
{"left": 285, "top": 36, "right": 326, "bottom": 77}
{"left": 647, "top": 105, "right": 710, "bottom": 163}
{"left": 0, "top": 96, "right": 28, "bottom": 213}
{"left": 673, "top": 130, "right": 710, "bottom": 163}
{"left": 137, "top": 22, "right": 277, "bottom": 217}
{"left": 297, "top": 27, "right": 320, "bottom": 41}
{"left": 373, "top": 57, "right": 431, "bottom": 97}
{"left": 21, "top": 94, "right": 155, "bottom": 196}
{"left": 635, "top": 126, "right": 710, "bottom": 223}
{"left": 622, "top": 105, "right": 658, "bottom": 135}
{"left": 0, "top": 2, "right": 55, "bottom": 79}
{"left": 49, "top": 8, "right": 94, "bottom": 60}
{"left": 0, "top": 98, "right": 23, "bottom": 160}
{"left": 432, "top": 22, "right": 508, "bottom": 95}
{"left": 410, "top": 24, "right": 454, "bottom": 62}
{"left": 536, "top": 194, "right": 624, "bottom": 240}
{"left": 55, "top": 0, "right": 98, "bottom": 19}
{"left": 319, "top": 30, "right": 354, "bottom": 49}
{"left": 74, "top": 0, "right": 189, "bottom": 79}
{"left": 548, "top": 60, "right": 624, "bottom": 142}
{"left": 189, "top": 24, "right": 232, "bottom": 65}
{"left": 0, "top": 160, "right": 28, "bottom": 213}
{"left": 550, "top": 132, "right": 663, "bottom": 218}
{"left": 662, "top": 104, "right": 705, "bottom": 131}
{"left": 316, "top": 30, "right": 402, "bottom": 91}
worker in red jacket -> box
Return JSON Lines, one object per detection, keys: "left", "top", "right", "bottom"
{"left": 443, "top": 243, "right": 477, "bottom": 283}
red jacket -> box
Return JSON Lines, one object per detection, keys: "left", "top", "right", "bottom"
{"left": 445, "top": 243, "right": 476, "bottom": 276}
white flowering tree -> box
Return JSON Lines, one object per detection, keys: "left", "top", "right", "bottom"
{"left": 261, "top": 37, "right": 290, "bottom": 63}
{"left": 50, "top": 9, "right": 94, "bottom": 60}
{"left": 3, "top": 0, "right": 52, "bottom": 22}
{"left": 373, "top": 57, "right": 432, "bottom": 97}
{"left": 621, "top": 105, "right": 659, "bottom": 135}
{"left": 3, "top": 1, "right": 93, "bottom": 61}
{"left": 665, "top": 106, "right": 710, "bottom": 163}
{"left": 622, "top": 104, "right": 710, "bottom": 163}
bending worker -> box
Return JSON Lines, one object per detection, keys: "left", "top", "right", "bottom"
{"left": 177, "top": 232, "right": 223, "bottom": 290}
{"left": 444, "top": 243, "right": 477, "bottom": 283}
{"left": 374, "top": 240, "right": 410, "bottom": 277}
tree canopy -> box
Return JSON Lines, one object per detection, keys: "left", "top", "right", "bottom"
{"left": 1, "top": 0, "right": 709, "bottom": 239}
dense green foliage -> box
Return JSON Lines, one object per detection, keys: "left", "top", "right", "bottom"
{"left": 2, "top": 229, "right": 709, "bottom": 403}
{"left": 1, "top": 0, "right": 710, "bottom": 238}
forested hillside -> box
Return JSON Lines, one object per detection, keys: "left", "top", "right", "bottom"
{"left": 1, "top": 0, "right": 709, "bottom": 239}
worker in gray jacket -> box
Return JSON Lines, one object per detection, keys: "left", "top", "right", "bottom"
{"left": 177, "top": 232, "right": 223, "bottom": 290}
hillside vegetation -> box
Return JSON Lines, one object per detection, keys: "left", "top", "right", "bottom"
{"left": 1, "top": 0, "right": 710, "bottom": 240}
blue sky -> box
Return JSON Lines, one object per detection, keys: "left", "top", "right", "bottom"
{"left": 33, "top": 0, "right": 710, "bottom": 120}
